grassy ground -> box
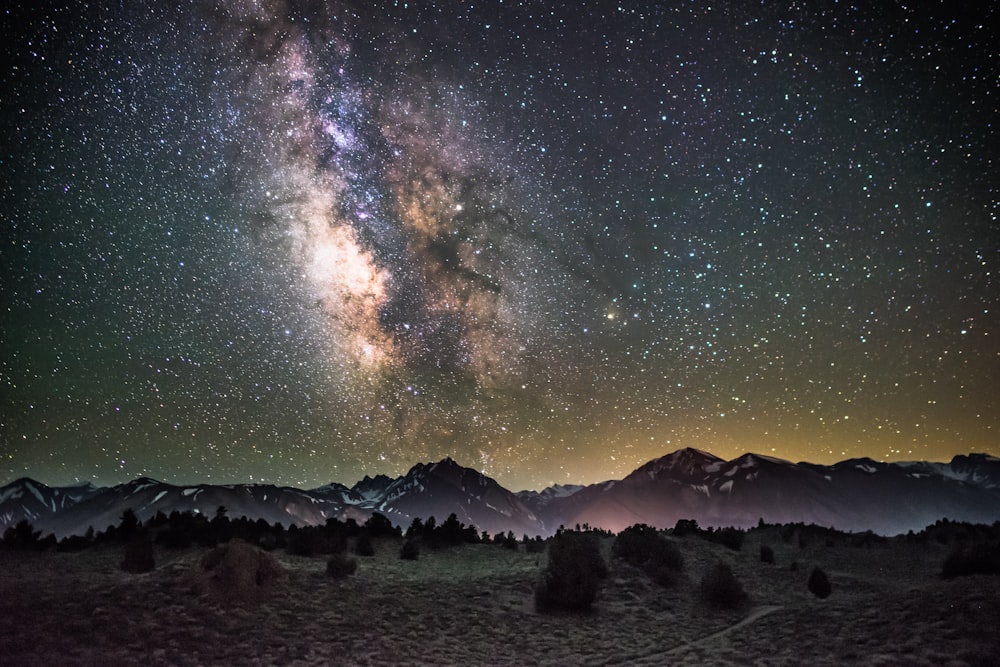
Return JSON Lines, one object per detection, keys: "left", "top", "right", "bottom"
{"left": 1, "top": 530, "right": 998, "bottom": 665}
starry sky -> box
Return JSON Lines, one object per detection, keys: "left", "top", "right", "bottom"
{"left": 2, "top": 1, "right": 997, "bottom": 491}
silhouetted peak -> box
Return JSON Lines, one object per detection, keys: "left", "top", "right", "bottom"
{"left": 8, "top": 477, "right": 48, "bottom": 489}
{"left": 127, "top": 476, "right": 164, "bottom": 486}
{"left": 629, "top": 447, "right": 724, "bottom": 481}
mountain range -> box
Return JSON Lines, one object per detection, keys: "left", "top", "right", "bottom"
{"left": 3, "top": 449, "right": 999, "bottom": 539}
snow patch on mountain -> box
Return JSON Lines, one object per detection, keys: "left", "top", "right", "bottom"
{"left": 26, "top": 481, "right": 46, "bottom": 506}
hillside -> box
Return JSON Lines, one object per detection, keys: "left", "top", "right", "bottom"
{"left": 1, "top": 527, "right": 998, "bottom": 665}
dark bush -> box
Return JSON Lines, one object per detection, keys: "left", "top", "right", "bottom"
{"left": 714, "top": 527, "right": 745, "bottom": 551}
{"left": 699, "top": 561, "right": 747, "bottom": 609}
{"left": 808, "top": 567, "right": 832, "bottom": 598}
{"left": 673, "top": 519, "right": 700, "bottom": 537}
{"left": 760, "top": 544, "right": 775, "bottom": 564}
{"left": 400, "top": 539, "right": 420, "bottom": 561}
{"left": 941, "top": 542, "right": 1000, "bottom": 578}
{"left": 534, "top": 531, "right": 608, "bottom": 613}
{"left": 354, "top": 534, "right": 375, "bottom": 557}
{"left": 525, "top": 536, "right": 546, "bottom": 554}
{"left": 614, "top": 524, "right": 662, "bottom": 565}
{"left": 120, "top": 530, "right": 155, "bottom": 573}
{"left": 613, "top": 524, "right": 684, "bottom": 587}
{"left": 326, "top": 553, "right": 358, "bottom": 579}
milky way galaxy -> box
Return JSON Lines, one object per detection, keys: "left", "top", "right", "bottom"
{"left": 2, "top": 1, "right": 997, "bottom": 490}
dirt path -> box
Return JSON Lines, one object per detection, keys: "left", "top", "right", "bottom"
{"left": 604, "top": 604, "right": 785, "bottom": 666}
{"left": 666, "top": 604, "right": 785, "bottom": 653}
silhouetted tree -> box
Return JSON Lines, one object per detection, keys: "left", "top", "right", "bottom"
{"left": 405, "top": 517, "right": 424, "bottom": 540}
{"left": 422, "top": 516, "right": 437, "bottom": 539}
{"left": 438, "top": 513, "right": 466, "bottom": 546}
{"left": 613, "top": 524, "right": 684, "bottom": 586}
{"left": 534, "top": 531, "right": 608, "bottom": 613}
{"left": 673, "top": 519, "right": 700, "bottom": 537}
{"left": 525, "top": 536, "right": 547, "bottom": 554}
{"left": 363, "top": 512, "right": 400, "bottom": 538}
{"left": 57, "top": 533, "right": 92, "bottom": 552}
{"left": 211, "top": 506, "right": 232, "bottom": 542}
{"left": 502, "top": 531, "right": 519, "bottom": 551}
{"left": 2, "top": 520, "right": 44, "bottom": 550}
{"left": 118, "top": 508, "right": 140, "bottom": 542}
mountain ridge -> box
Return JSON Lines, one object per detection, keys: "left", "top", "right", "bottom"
{"left": 3, "top": 450, "right": 999, "bottom": 539}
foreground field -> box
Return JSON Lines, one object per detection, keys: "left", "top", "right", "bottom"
{"left": 1, "top": 530, "right": 998, "bottom": 665}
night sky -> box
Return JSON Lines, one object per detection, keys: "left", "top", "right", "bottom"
{"left": 2, "top": 1, "right": 997, "bottom": 491}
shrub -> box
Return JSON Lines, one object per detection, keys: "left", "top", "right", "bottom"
{"left": 808, "top": 567, "right": 832, "bottom": 598}
{"left": 613, "top": 524, "right": 684, "bottom": 587}
{"left": 714, "top": 527, "right": 745, "bottom": 551}
{"left": 326, "top": 553, "right": 358, "bottom": 579}
{"left": 120, "top": 530, "right": 155, "bottom": 573}
{"left": 760, "top": 544, "right": 775, "bottom": 564}
{"left": 190, "top": 539, "right": 285, "bottom": 605}
{"left": 534, "top": 531, "right": 608, "bottom": 613}
{"left": 699, "top": 561, "right": 747, "bottom": 609}
{"left": 400, "top": 539, "right": 420, "bottom": 561}
{"left": 613, "top": 524, "right": 661, "bottom": 565}
{"left": 354, "top": 534, "right": 375, "bottom": 557}
{"left": 941, "top": 542, "right": 1000, "bottom": 578}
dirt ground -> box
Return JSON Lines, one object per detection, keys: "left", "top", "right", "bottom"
{"left": 1, "top": 530, "right": 998, "bottom": 666}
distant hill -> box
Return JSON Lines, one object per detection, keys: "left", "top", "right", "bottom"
{"left": 3, "top": 450, "right": 999, "bottom": 538}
